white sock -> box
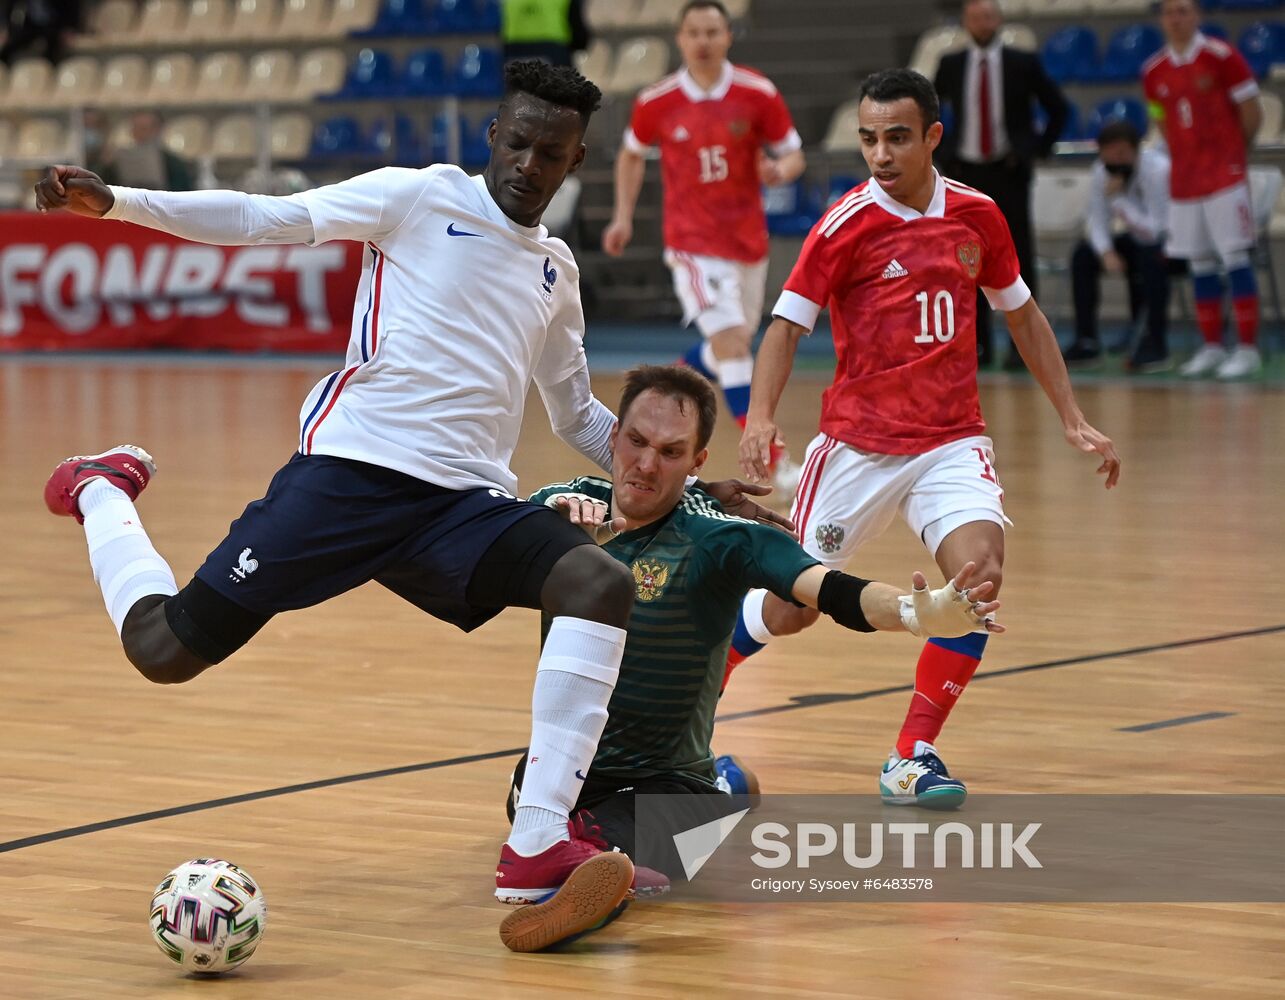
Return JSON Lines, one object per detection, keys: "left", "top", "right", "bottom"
{"left": 79, "top": 479, "right": 177, "bottom": 635}
{"left": 717, "top": 356, "right": 754, "bottom": 393}
{"left": 699, "top": 340, "right": 721, "bottom": 376}
{"left": 508, "top": 616, "right": 624, "bottom": 856}
{"left": 742, "top": 588, "right": 775, "bottom": 644}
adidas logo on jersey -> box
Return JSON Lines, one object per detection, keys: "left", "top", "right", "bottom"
{"left": 882, "top": 259, "right": 910, "bottom": 279}
{"left": 672, "top": 126, "right": 690, "bottom": 141}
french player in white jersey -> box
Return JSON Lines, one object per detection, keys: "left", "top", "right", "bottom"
{"left": 35, "top": 60, "right": 787, "bottom": 953}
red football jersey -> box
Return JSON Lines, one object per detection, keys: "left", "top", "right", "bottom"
{"left": 1143, "top": 34, "right": 1259, "bottom": 200}
{"left": 774, "top": 174, "right": 1027, "bottom": 456}
{"left": 626, "top": 62, "right": 800, "bottom": 263}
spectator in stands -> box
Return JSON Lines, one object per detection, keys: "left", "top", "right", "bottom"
{"left": 501, "top": 0, "right": 588, "bottom": 68}
{"left": 81, "top": 107, "right": 113, "bottom": 179}
{"left": 0, "top": 0, "right": 81, "bottom": 65}
{"left": 104, "top": 112, "right": 194, "bottom": 192}
{"left": 1062, "top": 120, "right": 1172, "bottom": 373}
{"left": 1143, "top": 0, "right": 1264, "bottom": 380}
{"left": 934, "top": 0, "right": 1069, "bottom": 371}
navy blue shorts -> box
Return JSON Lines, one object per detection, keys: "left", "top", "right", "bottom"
{"left": 192, "top": 453, "right": 581, "bottom": 637}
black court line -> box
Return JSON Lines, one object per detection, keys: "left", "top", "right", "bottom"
{"left": 717, "top": 622, "right": 1285, "bottom": 723}
{"left": 1117, "top": 711, "right": 1236, "bottom": 733}
{"left": 2, "top": 623, "right": 1282, "bottom": 856}
{"left": 0, "top": 747, "right": 524, "bottom": 855}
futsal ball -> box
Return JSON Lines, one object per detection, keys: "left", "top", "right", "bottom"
{"left": 149, "top": 859, "right": 267, "bottom": 974}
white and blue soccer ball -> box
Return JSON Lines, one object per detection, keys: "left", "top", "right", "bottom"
{"left": 149, "top": 859, "right": 267, "bottom": 974}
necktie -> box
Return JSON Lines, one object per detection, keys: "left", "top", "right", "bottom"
{"left": 978, "top": 54, "right": 993, "bottom": 160}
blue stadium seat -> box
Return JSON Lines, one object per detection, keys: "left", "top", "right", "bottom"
{"left": 461, "top": 116, "right": 494, "bottom": 165}
{"left": 451, "top": 44, "right": 503, "bottom": 97}
{"left": 403, "top": 48, "right": 447, "bottom": 96}
{"left": 437, "top": 0, "right": 500, "bottom": 32}
{"left": 1217, "top": 0, "right": 1284, "bottom": 10}
{"left": 1201, "top": 21, "right": 1229, "bottom": 39}
{"left": 427, "top": 111, "right": 453, "bottom": 161}
{"left": 370, "top": 115, "right": 428, "bottom": 164}
{"left": 1088, "top": 97, "right": 1149, "bottom": 138}
{"left": 339, "top": 48, "right": 397, "bottom": 98}
{"left": 1239, "top": 21, "right": 1285, "bottom": 76}
{"left": 312, "top": 116, "right": 366, "bottom": 156}
{"left": 1099, "top": 24, "right": 1164, "bottom": 82}
{"left": 764, "top": 181, "right": 820, "bottom": 237}
{"left": 358, "top": 0, "right": 436, "bottom": 35}
{"left": 1041, "top": 26, "right": 1100, "bottom": 84}
{"left": 826, "top": 176, "right": 861, "bottom": 207}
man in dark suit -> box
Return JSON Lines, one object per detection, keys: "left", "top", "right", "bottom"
{"left": 934, "top": 0, "right": 1069, "bottom": 370}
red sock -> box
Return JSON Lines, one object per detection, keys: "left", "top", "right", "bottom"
{"left": 1195, "top": 299, "right": 1223, "bottom": 345}
{"left": 895, "top": 637, "right": 986, "bottom": 758}
{"left": 1233, "top": 295, "right": 1259, "bottom": 346}
{"left": 721, "top": 648, "right": 749, "bottom": 694}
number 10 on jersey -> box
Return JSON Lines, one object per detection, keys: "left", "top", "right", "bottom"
{"left": 915, "top": 290, "right": 956, "bottom": 344}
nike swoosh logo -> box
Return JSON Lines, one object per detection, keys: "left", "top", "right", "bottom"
{"left": 575, "top": 769, "right": 587, "bottom": 781}
{"left": 446, "top": 223, "right": 483, "bottom": 238}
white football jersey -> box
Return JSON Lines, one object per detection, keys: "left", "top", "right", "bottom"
{"left": 292, "top": 165, "right": 587, "bottom": 494}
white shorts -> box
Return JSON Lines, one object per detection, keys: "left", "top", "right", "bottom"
{"left": 1166, "top": 183, "right": 1255, "bottom": 265}
{"left": 663, "top": 249, "right": 767, "bottom": 336}
{"left": 790, "top": 434, "right": 1010, "bottom": 568}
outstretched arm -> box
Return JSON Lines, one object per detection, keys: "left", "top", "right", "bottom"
{"left": 789, "top": 562, "right": 1003, "bottom": 636}
{"left": 538, "top": 363, "right": 616, "bottom": 474}
{"left": 1005, "top": 297, "right": 1121, "bottom": 488}
{"left": 35, "top": 165, "right": 318, "bottom": 245}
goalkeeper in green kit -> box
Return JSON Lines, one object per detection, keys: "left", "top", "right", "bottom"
{"left": 505, "top": 364, "right": 1002, "bottom": 879}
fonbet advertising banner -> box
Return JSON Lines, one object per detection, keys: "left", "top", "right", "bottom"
{"left": 0, "top": 213, "right": 363, "bottom": 352}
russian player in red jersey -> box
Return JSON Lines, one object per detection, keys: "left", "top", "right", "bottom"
{"left": 602, "top": 0, "right": 805, "bottom": 491}
{"left": 1143, "top": 0, "right": 1264, "bottom": 379}
{"left": 726, "top": 69, "right": 1120, "bottom": 808}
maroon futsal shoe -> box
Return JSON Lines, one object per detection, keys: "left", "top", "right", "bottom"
{"left": 495, "top": 813, "right": 669, "bottom": 907}
{"left": 44, "top": 445, "right": 156, "bottom": 524}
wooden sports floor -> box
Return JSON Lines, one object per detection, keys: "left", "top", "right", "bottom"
{"left": 2, "top": 358, "right": 1283, "bottom": 999}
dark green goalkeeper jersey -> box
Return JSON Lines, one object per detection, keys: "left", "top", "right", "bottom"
{"left": 528, "top": 476, "right": 820, "bottom": 788}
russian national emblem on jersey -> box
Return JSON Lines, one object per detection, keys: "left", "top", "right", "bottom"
{"left": 632, "top": 559, "right": 670, "bottom": 602}
{"left": 956, "top": 241, "right": 981, "bottom": 279}
{"left": 815, "top": 523, "right": 845, "bottom": 554}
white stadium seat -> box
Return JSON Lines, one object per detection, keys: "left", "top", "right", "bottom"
{"left": 50, "top": 56, "right": 102, "bottom": 109}
{"left": 99, "top": 55, "right": 150, "bottom": 107}
{"left": 270, "top": 112, "right": 313, "bottom": 158}
{"left": 137, "top": 0, "right": 188, "bottom": 43}
{"left": 211, "top": 114, "right": 259, "bottom": 158}
{"left": 194, "top": 52, "right": 249, "bottom": 104}
{"left": 244, "top": 50, "right": 297, "bottom": 101}
{"left": 606, "top": 36, "right": 669, "bottom": 96}
{"left": 145, "top": 53, "right": 198, "bottom": 108}
{"left": 15, "top": 118, "right": 69, "bottom": 159}
{"left": 293, "top": 47, "right": 347, "bottom": 99}
{"left": 163, "top": 114, "right": 213, "bottom": 157}
{"left": 186, "top": 0, "right": 232, "bottom": 41}
{"left": 3, "top": 58, "right": 55, "bottom": 113}
{"left": 821, "top": 98, "right": 861, "bottom": 154}
{"left": 228, "top": 0, "right": 281, "bottom": 40}
{"left": 278, "top": 0, "right": 331, "bottom": 39}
